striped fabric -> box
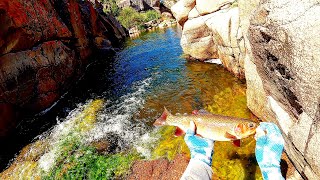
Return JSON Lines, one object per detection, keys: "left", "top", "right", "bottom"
{"left": 184, "top": 129, "right": 214, "bottom": 166}
{"left": 255, "top": 122, "right": 285, "bottom": 180}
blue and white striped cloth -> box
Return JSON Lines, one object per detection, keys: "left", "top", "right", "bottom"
{"left": 184, "top": 128, "right": 214, "bottom": 166}
{"left": 255, "top": 122, "right": 285, "bottom": 180}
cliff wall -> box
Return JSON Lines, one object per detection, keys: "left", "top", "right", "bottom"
{"left": 172, "top": 0, "right": 320, "bottom": 179}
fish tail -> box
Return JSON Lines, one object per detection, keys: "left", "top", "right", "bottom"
{"left": 153, "top": 107, "right": 171, "bottom": 126}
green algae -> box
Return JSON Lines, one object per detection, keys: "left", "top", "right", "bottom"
{"left": 204, "top": 82, "right": 262, "bottom": 179}
{"left": 212, "top": 138, "right": 262, "bottom": 180}
{"left": 0, "top": 99, "right": 109, "bottom": 179}
{"left": 43, "top": 146, "right": 140, "bottom": 180}
{"left": 1, "top": 99, "right": 143, "bottom": 180}
{"left": 206, "top": 85, "right": 250, "bottom": 119}
{"left": 151, "top": 126, "right": 190, "bottom": 161}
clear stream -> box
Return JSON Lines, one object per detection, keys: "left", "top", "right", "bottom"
{"left": 0, "top": 27, "right": 262, "bottom": 179}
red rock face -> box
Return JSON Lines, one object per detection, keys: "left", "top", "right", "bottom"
{"left": 0, "top": 0, "right": 72, "bottom": 55}
{"left": 0, "top": 41, "right": 76, "bottom": 110}
{"left": 0, "top": 0, "right": 127, "bottom": 137}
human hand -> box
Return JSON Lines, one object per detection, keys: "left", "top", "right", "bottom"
{"left": 184, "top": 121, "right": 214, "bottom": 166}
{"left": 255, "top": 122, "right": 284, "bottom": 180}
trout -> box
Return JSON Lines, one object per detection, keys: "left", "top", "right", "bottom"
{"left": 153, "top": 108, "right": 258, "bottom": 146}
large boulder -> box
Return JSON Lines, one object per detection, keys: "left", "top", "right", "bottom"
{"left": 171, "top": 0, "right": 195, "bottom": 26}
{"left": 195, "top": 0, "right": 235, "bottom": 16}
{"left": 205, "top": 7, "right": 244, "bottom": 78}
{"left": 180, "top": 15, "right": 218, "bottom": 60}
{"left": 172, "top": 0, "right": 320, "bottom": 178}
{"left": 0, "top": 0, "right": 126, "bottom": 137}
{"left": 117, "top": 0, "right": 160, "bottom": 11}
{"left": 0, "top": 41, "right": 76, "bottom": 110}
{"left": 172, "top": 0, "right": 245, "bottom": 77}
{"left": 243, "top": 0, "right": 320, "bottom": 178}
{"left": 0, "top": 0, "right": 72, "bottom": 55}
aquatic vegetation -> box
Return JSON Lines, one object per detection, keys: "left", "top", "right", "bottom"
{"left": 206, "top": 85, "right": 262, "bottom": 179}
{"left": 43, "top": 146, "right": 140, "bottom": 180}
{"left": 212, "top": 138, "right": 262, "bottom": 180}
{"left": 206, "top": 85, "right": 250, "bottom": 119}
{"left": 151, "top": 126, "right": 190, "bottom": 161}
{"left": 0, "top": 99, "right": 106, "bottom": 179}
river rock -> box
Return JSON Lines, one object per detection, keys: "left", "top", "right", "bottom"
{"left": 180, "top": 16, "right": 218, "bottom": 60}
{"left": 128, "top": 154, "right": 189, "bottom": 180}
{"left": 0, "top": 41, "right": 76, "bottom": 110}
{"left": 244, "top": 0, "right": 320, "bottom": 178}
{"left": 171, "top": 0, "right": 195, "bottom": 26}
{"left": 195, "top": 0, "right": 236, "bottom": 16}
{"left": 0, "top": 0, "right": 126, "bottom": 137}
{"left": 205, "top": 7, "right": 244, "bottom": 78}
{"left": 0, "top": 0, "right": 72, "bottom": 55}
{"left": 117, "top": 0, "right": 160, "bottom": 11}
{"left": 172, "top": 0, "right": 245, "bottom": 77}
{"left": 162, "top": 0, "right": 178, "bottom": 10}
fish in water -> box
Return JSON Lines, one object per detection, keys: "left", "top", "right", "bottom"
{"left": 153, "top": 108, "right": 258, "bottom": 147}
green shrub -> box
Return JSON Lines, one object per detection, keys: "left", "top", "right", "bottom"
{"left": 143, "top": 10, "right": 161, "bottom": 22}
{"left": 117, "top": 7, "right": 145, "bottom": 29}
{"left": 117, "top": 7, "right": 161, "bottom": 29}
{"left": 102, "top": 0, "right": 120, "bottom": 16}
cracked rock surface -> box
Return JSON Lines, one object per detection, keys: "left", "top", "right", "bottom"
{"left": 172, "top": 0, "right": 320, "bottom": 178}
{"left": 247, "top": 0, "right": 320, "bottom": 179}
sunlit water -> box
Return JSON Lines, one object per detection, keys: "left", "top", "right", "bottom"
{"left": 1, "top": 27, "right": 261, "bottom": 179}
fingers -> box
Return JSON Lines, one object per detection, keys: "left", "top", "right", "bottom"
{"left": 186, "top": 121, "right": 196, "bottom": 135}
{"left": 255, "top": 122, "right": 284, "bottom": 145}
{"left": 254, "top": 127, "right": 266, "bottom": 140}
{"left": 259, "top": 122, "right": 283, "bottom": 137}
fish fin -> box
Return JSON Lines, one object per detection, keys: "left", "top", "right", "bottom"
{"left": 232, "top": 140, "right": 241, "bottom": 147}
{"left": 163, "top": 107, "right": 172, "bottom": 116}
{"left": 192, "top": 110, "right": 199, "bottom": 115}
{"left": 197, "top": 109, "right": 212, "bottom": 115}
{"left": 174, "top": 127, "right": 185, "bottom": 136}
{"left": 153, "top": 107, "right": 171, "bottom": 126}
{"left": 224, "top": 132, "right": 237, "bottom": 140}
{"left": 191, "top": 109, "right": 211, "bottom": 115}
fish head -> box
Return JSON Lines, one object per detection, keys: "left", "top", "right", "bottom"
{"left": 234, "top": 121, "right": 258, "bottom": 138}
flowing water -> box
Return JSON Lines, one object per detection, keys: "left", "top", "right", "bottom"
{"left": 0, "top": 27, "right": 262, "bottom": 179}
